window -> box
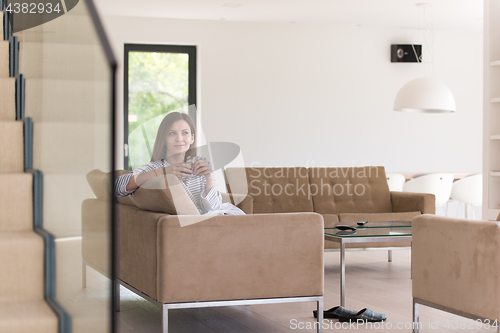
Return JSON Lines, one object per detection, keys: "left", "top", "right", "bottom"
{"left": 124, "top": 44, "right": 196, "bottom": 170}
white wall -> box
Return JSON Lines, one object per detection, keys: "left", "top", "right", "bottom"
{"left": 101, "top": 16, "right": 483, "bottom": 172}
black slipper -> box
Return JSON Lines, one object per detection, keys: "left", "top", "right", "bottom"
{"left": 313, "top": 306, "right": 358, "bottom": 319}
{"left": 337, "top": 308, "right": 387, "bottom": 322}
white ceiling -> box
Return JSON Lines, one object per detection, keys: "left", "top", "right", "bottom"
{"left": 94, "top": 0, "right": 483, "bottom": 31}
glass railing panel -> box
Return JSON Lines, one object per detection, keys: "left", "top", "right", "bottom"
{"left": 14, "top": 1, "right": 115, "bottom": 332}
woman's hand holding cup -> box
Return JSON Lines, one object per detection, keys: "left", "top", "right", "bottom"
{"left": 192, "top": 160, "right": 213, "bottom": 179}
{"left": 162, "top": 163, "right": 193, "bottom": 181}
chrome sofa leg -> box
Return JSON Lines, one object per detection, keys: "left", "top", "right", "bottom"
{"left": 114, "top": 280, "right": 120, "bottom": 312}
{"left": 317, "top": 297, "right": 323, "bottom": 333}
{"left": 82, "top": 262, "right": 86, "bottom": 288}
{"left": 413, "top": 298, "right": 419, "bottom": 333}
{"left": 388, "top": 250, "right": 393, "bottom": 262}
{"left": 162, "top": 304, "right": 168, "bottom": 333}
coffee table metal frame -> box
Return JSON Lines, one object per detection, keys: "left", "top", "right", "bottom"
{"left": 324, "top": 232, "right": 412, "bottom": 307}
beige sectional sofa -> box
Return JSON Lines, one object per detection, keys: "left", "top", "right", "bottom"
{"left": 82, "top": 165, "right": 434, "bottom": 333}
{"left": 224, "top": 166, "right": 435, "bottom": 248}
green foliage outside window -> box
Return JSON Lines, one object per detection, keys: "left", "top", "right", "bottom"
{"left": 128, "top": 51, "right": 189, "bottom": 170}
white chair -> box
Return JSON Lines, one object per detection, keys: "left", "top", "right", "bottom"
{"left": 403, "top": 173, "right": 454, "bottom": 214}
{"left": 386, "top": 173, "right": 406, "bottom": 192}
{"left": 450, "top": 174, "right": 482, "bottom": 219}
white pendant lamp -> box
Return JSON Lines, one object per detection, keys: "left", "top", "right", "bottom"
{"left": 393, "top": 3, "right": 456, "bottom": 113}
{"left": 393, "top": 77, "right": 456, "bottom": 113}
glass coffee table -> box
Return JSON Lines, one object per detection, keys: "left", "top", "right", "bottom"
{"left": 324, "top": 221, "right": 412, "bottom": 307}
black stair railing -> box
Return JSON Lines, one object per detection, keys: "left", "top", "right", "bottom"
{"left": 9, "top": 35, "right": 18, "bottom": 77}
{"left": 15, "top": 73, "right": 24, "bottom": 120}
{"left": 2, "top": 1, "right": 12, "bottom": 41}
{"left": 24, "top": 119, "right": 72, "bottom": 333}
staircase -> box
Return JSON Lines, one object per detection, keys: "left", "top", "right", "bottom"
{"left": 0, "top": 9, "right": 61, "bottom": 333}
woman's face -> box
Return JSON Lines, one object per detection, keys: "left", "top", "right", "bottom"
{"left": 166, "top": 120, "right": 194, "bottom": 156}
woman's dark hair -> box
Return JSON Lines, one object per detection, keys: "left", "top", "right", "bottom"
{"left": 150, "top": 112, "right": 196, "bottom": 162}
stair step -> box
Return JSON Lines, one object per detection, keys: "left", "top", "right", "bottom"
{"left": 0, "top": 173, "right": 32, "bottom": 232}
{"left": 0, "top": 77, "right": 16, "bottom": 120}
{"left": 0, "top": 41, "right": 8, "bottom": 77}
{"left": 0, "top": 300, "right": 58, "bottom": 333}
{"left": 0, "top": 121, "right": 24, "bottom": 172}
{"left": 0, "top": 231, "right": 45, "bottom": 302}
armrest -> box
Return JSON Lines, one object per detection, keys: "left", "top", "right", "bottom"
{"left": 115, "top": 204, "right": 167, "bottom": 300}
{"left": 412, "top": 215, "right": 500, "bottom": 320}
{"left": 221, "top": 192, "right": 254, "bottom": 214}
{"left": 82, "top": 199, "right": 111, "bottom": 277}
{"left": 156, "top": 212, "right": 324, "bottom": 304}
{"left": 391, "top": 191, "right": 435, "bottom": 214}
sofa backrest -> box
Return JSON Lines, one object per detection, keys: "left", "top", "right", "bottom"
{"left": 308, "top": 166, "right": 393, "bottom": 214}
{"left": 225, "top": 167, "right": 314, "bottom": 214}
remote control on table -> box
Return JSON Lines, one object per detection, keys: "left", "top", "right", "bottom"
{"left": 336, "top": 225, "right": 357, "bottom": 231}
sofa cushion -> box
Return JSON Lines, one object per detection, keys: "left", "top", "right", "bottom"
{"left": 497, "top": 212, "right": 500, "bottom": 221}
{"left": 221, "top": 193, "right": 254, "bottom": 214}
{"left": 87, "top": 169, "right": 135, "bottom": 206}
{"left": 309, "top": 166, "right": 393, "bottom": 214}
{"left": 225, "top": 167, "right": 313, "bottom": 214}
{"left": 117, "top": 194, "right": 136, "bottom": 207}
{"left": 129, "top": 174, "right": 200, "bottom": 215}
{"left": 338, "top": 211, "right": 421, "bottom": 223}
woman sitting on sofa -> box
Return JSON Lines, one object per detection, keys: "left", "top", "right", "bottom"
{"left": 115, "top": 111, "right": 244, "bottom": 215}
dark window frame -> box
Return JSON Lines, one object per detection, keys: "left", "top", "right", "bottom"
{"left": 124, "top": 44, "right": 197, "bottom": 170}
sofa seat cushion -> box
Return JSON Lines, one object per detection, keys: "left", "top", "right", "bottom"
{"left": 225, "top": 167, "right": 314, "bottom": 214}
{"left": 338, "top": 211, "right": 421, "bottom": 223}
{"left": 309, "top": 166, "right": 393, "bottom": 214}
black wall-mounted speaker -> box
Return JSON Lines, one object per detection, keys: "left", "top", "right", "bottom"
{"left": 391, "top": 44, "right": 422, "bottom": 63}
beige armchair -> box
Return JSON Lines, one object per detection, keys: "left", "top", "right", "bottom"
{"left": 83, "top": 170, "right": 325, "bottom": 333}
{"left": 412, "top": 214, "right": 500, "bottom": 333}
